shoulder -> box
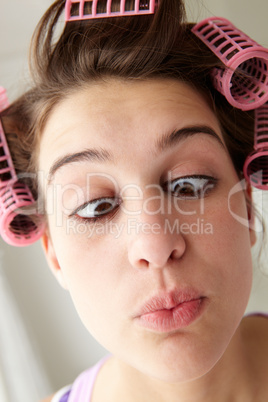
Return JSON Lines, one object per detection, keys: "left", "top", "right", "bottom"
{"left": 40, "top": 396, "right": 54, "bottom": 402}
{"left": 40, "top": 356, "right": 111, "bottom": 402}
{"left": 40, "top": 384, "right": 72, "bottom": 402}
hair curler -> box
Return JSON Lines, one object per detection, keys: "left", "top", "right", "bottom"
{"left": 192, "top": 17, "right": 268, "bottom": 111}
{"left": 65, "top": 0, "right": 157, "bottom": 22}
{"left": 0, "top": 87, "right": 45, "bottom": 246}
{"left": 243, "top": 103, "right": 268, "bottom": 190}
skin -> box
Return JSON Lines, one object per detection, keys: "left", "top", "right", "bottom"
{"left": 39, "top": 78, "right": 265, "bottom": 401}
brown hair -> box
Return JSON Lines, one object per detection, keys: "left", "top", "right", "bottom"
{"left": 1, "top": 0, "right": 255, "bottom": 201}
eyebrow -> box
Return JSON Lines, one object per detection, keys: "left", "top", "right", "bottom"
{"left": 48, "top": 125, "right": 225, "bottom": 182}
{"left": 48, "top": 148, "right": 113, "bottom": 182}
{"left": 155, "top": 125, "right": 225, "bottom": 154}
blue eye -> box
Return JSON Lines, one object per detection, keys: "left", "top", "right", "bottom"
{"left": 72, "top": 197, "right": 120, "bottom": 220}
{"left": 166, "top": 175, "right": 217, "bottom": 199}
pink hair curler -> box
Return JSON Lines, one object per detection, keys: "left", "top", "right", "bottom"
{"left": 0, "top": 88, "right": 17, "bottom": 189}
{"left": 65, "top": 0, "right": 157, "bottom": 22}
{"left": 243, "top": 103, "right": 268, "bottom": 190}
{"left": 0, "top": 87, "right": 9, "bottom": 112}
{"left": 192, "top": 17, "right": 268, "bottom": 111}
{"left": 0, "top": 87, "right": 45, "bottom": 246}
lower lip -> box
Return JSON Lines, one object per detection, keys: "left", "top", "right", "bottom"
{"left": 136, "top": 298, "right": 205, "bottom": 333}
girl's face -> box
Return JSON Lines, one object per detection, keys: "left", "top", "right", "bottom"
{"left": 39, "top": 79, "right": 255, "bottom": 382}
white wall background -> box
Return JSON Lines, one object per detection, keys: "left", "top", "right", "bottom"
{"left": 0, "top": 0, "right": 268, "bottom": 399}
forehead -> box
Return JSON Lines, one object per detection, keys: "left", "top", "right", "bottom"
{"left": 39, "top": 78, "right": 222, "bottom": 171}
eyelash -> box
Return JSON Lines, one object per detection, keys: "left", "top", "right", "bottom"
{"left": 163, "top": 175, "right": 218, "bottom": 199}
{"left": 70, "top": 197, "right": 121, "bottom": 224}
{"left": 69, "top": 175, "right": 218, "bottom": 224}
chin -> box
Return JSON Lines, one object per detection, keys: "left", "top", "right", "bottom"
{"left": 146, "top": 361, "right": 216, "bottom": 384}
{"left": 130, "top": 346, "right": 223, "bottom": 385}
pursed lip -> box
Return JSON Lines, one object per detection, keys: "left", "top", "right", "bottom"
{"left": 133, "top": 288, "right": 206, "bottom": 332}
{"left": 135, "top": 288, "right": 204, "bottom": 317}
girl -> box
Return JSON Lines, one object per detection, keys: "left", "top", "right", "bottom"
{"left": 1, "top": 0, "right": 268, "bottom": 400}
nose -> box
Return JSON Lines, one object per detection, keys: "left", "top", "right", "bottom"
{"left": 127, "top": 211, "right": 186, "bottom": 270}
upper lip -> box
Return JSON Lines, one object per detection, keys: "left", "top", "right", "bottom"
{"left": 135, "top": 289, "right": 203, "bottom": 317}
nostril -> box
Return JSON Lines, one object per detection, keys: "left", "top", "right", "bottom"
{"left": 139, "top": 259, "right": 149, "bottom": 269}
{"left": 169, "top": 249, "right": 183, "bottom": 261}
{"left": 128, "top": 225, "right": 186, "bottom": 270}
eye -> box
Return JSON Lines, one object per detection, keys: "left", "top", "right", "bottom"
{"left": 72, "top": 197, "right": 120, "bottom": 220}
{"left": 165, "top": 175, "right": 218, "bottom": 199}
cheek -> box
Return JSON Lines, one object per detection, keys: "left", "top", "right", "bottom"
{"left": 52, "top": 230, "right": 117, "bottom": 289}
{"left": 48, "top": 221, "right": 126, "bottom": 325}
{"left": 201, "top": 191, "right": 253, "bottom": 303}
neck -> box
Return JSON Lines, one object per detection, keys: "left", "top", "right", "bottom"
{"left": 108, "top": 326, "right": 256, "bottom": 402}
